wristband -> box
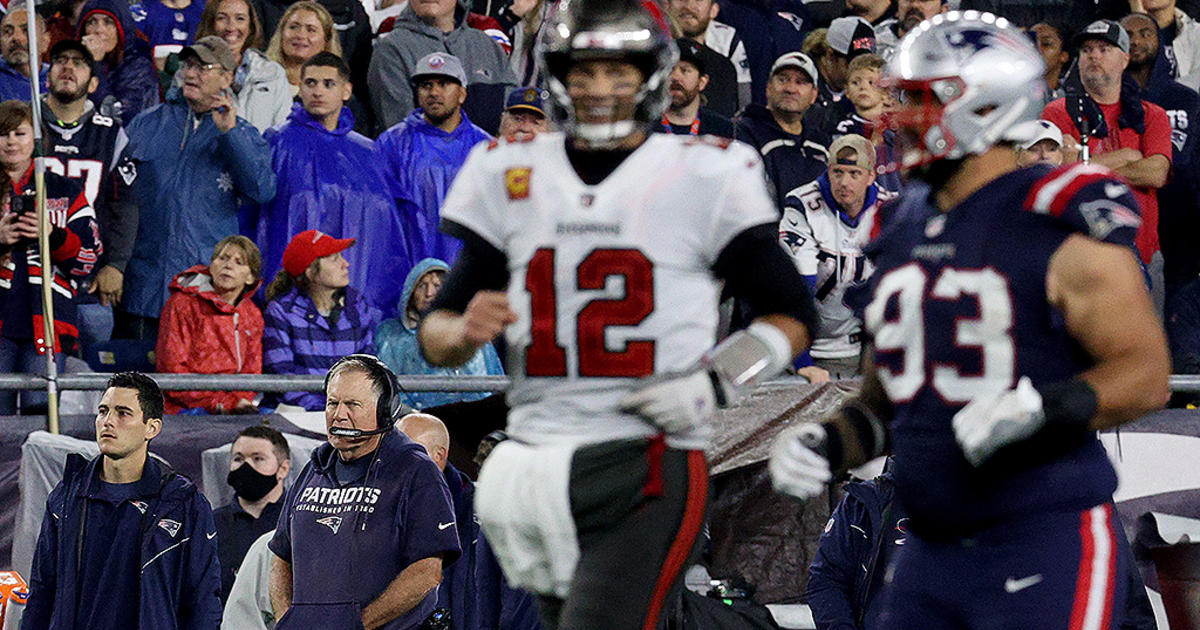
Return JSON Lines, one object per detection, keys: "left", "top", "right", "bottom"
{"left": 1038, "top": 378, "right": 1098, "bottom": 434}
{"left": 820, "top": 402, "right": 889, "bottom": 474}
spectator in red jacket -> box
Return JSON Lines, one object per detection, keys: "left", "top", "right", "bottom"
{"left": 155, "top": 234, "right": 264, "bottom": 414}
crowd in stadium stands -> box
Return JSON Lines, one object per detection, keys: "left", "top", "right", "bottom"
{"left": 5, "top": 0, "right": 1199, "bottom": 627}
{"left": 1, "top": 0, "right": 1198, "bottom": 411}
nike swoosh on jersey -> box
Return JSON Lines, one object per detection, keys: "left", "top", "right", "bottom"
{"left": 207, "top": 531, "right": 216, "bottom": 540}
{"left": 438, "top": 522, "right": 455, "bottom": 530}
{"left": 1004, "top": 574, "right": 1043, "bottom": 593}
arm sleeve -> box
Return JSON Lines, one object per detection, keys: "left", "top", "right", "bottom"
{"left": 426, "top": 221, "right": 510, "bottom": 315}
{"left": 100, "top": 129, "right": 139, "bottom": 271}
{"left": 779, "top": 201, "right": 820, "bottom": 279}
{"left": 397, "top": 461, "right": 462, "bottom": 567}
{"left": 713, "top": 223, "right": 820, "bottom": 336}
{"left": 217, "top": 123, "right": 277, "bottom": 204}
{"left": 22, "top": 494, "right": 60, "bottom": 629}
{"left": 181, "top": 492, "right": 223, "bottom": 630}
{"left": 268, "top": 482, "right": 299, "bottom": 563}
{"left": 806, "top": 494, "right": 872, "bottom": 630}
{"left": 220, "top": 532, "right": 276, "bottom": 630}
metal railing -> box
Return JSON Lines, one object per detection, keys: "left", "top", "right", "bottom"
{"left": 3, "top": 373, "right": 1200, "bottom": 393}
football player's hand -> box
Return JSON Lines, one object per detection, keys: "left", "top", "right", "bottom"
{"left": 769, "top": 423, "right": 832, "bottom": 500}
{"left": 952, "top": 376, "right": 1046, "bottom": 467}
{"left": 461, "top": 291, "right": 517, "bottom": 346}
{"left": 619, "top": 369, "right": 718, "bottom": 434}
{"left": 797, "top": 365, "right": 830, "bottom": 383}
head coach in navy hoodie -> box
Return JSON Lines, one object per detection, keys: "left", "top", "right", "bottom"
{"left": 268, "top": 354, "right": 461, "bottom": 630}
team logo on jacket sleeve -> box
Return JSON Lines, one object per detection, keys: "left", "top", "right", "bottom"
{"left": 506, "top": 167, "right": 532, "bottom": 200}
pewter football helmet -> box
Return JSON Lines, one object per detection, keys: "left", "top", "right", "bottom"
{"left": 537, "top": 0, "right": 678, "bottom": 148}
{"left": 884, "top": 11, "right": 1046, "bottom": 170}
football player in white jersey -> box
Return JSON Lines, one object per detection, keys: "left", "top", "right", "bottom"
{"left": 780, "top": 134, "right": 897, "bottom": 378}
{"left": 417, "top": 1, "right": 818, "bottom": 628}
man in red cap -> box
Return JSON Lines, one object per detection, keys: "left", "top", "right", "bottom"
{"left": 260, "top": 230, "right": 381, "bottom": 411}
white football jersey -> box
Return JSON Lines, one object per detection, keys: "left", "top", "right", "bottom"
{"left": 440, "top": 132, "right": 777, "bottom": 449}
{"left": 779, "top": 179, "right": 895, "bottom": 359}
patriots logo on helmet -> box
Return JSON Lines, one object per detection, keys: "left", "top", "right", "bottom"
{"left": 317, "top": 516, "right": 343, "bottom": 534}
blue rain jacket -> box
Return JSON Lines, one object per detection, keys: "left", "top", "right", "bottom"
{"left": 377, "top": 109, "right": 492, "bottom": 265}
{"left": 256, "top": 103, "right": 412, "bottom": 317}
{"left": 122, "top": 86, "right": 276, "bottom": 319}
{"left": 376, "top": 258, "right": 504, "bottom": 410}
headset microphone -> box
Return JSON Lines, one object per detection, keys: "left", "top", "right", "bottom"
{"left": 328, "top": 425, "right": 393, "bottom": 439}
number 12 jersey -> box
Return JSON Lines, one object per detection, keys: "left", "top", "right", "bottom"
{"left": 440, "top": 133, "right": 778, "bottom": 449}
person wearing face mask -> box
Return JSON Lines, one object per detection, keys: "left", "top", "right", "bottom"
{"left": 212, "top": 425, "right": 292, "bottom": 604}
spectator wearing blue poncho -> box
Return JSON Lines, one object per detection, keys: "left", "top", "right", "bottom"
{"left": 377, "top": 52, "right": 491, "bottom": 266}
{"left": 377, "top": 258, "right": 504, "bottom": 410}
{"left": 255, "top": 52, "right": 411, "bottom": 316}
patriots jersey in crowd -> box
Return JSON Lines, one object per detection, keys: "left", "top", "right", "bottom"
{"left": 780, "top": 174, "right": 895, "bottom": 360}
{"left": 42, "top": 104, "right": 133, "bottom": 207}
{"left": 863, "top": 163, "right": 1141, "bottom": 537}
{"left": 440, "top": 133, "right": 777, "bottom": 450}
{"left": 130, "top": 0, "right": 205, "bottom": 60}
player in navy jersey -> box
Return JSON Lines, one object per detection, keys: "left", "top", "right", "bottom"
{"left": 769, "top": 11, "right": 1170, "bottom": 630}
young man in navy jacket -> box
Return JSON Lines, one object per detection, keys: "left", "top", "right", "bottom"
{"left": 23, "top": 372, "right": 222, "bottom": 630}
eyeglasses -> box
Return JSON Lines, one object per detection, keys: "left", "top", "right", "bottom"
{"left": 51, "top": 55, "right": 91, "bottom": 69}
{"left": 182, "top": 59, "right": 223, "bottom": 73}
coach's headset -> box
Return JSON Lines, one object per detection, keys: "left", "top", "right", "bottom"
{"left": 325, "top": 354, "right": 404, "bottom": 439}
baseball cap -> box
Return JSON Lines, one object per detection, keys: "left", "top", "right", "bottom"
{"left": 411, "top": 52, "right": 467, "bottom": 86}
{"left": 1015, "top": 120, "right": 1064, "bottom": 150}
{"left": 180, "top": 36, "right": 238, "bottom": 72}
{"left": 676, "top": 38, "right": 707, "bottom": 75}
{"left": 771, "top": 51, "right": 819, "bottom": 84}
{"left": 49, "top": 39, "right": 95, "bottom": 69}
{"left": 505, "top": 86, "right": 547, "bottom": 117}
{"left": 829, "top": 134, "right": 876, "bottom": 171}
{"left": 282, "top": 230, "right": 355, "bottom": 277}
{"left": 827, "top": 16, "right": 877, "bottom": 59}
{"left": 1073, "top": 20, "right": 1129, "bottom": 54}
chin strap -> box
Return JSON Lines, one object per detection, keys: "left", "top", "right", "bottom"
{"left": 702, "top": 322, "right": 794, "bottom": 407}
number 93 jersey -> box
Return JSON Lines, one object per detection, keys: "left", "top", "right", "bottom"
{"left": 863, "top": 164, "right": 1141, "bottom": 536}
{"left": 440, "top": 132, "right": 778, "bottom": 449}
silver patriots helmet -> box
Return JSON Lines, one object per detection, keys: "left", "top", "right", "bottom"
{"left": 537, "top": 0, "right": 678, "bottom": 148}
{"left": 883, "top": 11, "right": 1046, "bottom": 171}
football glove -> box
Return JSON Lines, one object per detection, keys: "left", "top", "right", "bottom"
{"left": 619, "top": 369, "right": 719, "bottom": 434}
{"left": 952, "top": 376, "right": 1046, "bottom": 467}
{"left": 769, "top": 423, "right": 833, "bottom": 500}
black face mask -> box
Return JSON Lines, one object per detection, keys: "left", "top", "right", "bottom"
{"left": 227, "top": 463, "right": 280, "bottom": 502}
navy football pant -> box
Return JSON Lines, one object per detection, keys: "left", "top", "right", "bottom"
{"left": 875, "top": 504, "right": 1125, "bottom": 630}
{"left": 536, "top": 438, "right": 708, "bottom": 630}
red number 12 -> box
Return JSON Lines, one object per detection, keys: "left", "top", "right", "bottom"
{"left": 525, "top": 248, "right": 656, "bottom": 377}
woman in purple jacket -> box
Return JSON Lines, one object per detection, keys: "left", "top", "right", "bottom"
{"left": 261, "top": 229, "right": 380, "bottom": 411}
